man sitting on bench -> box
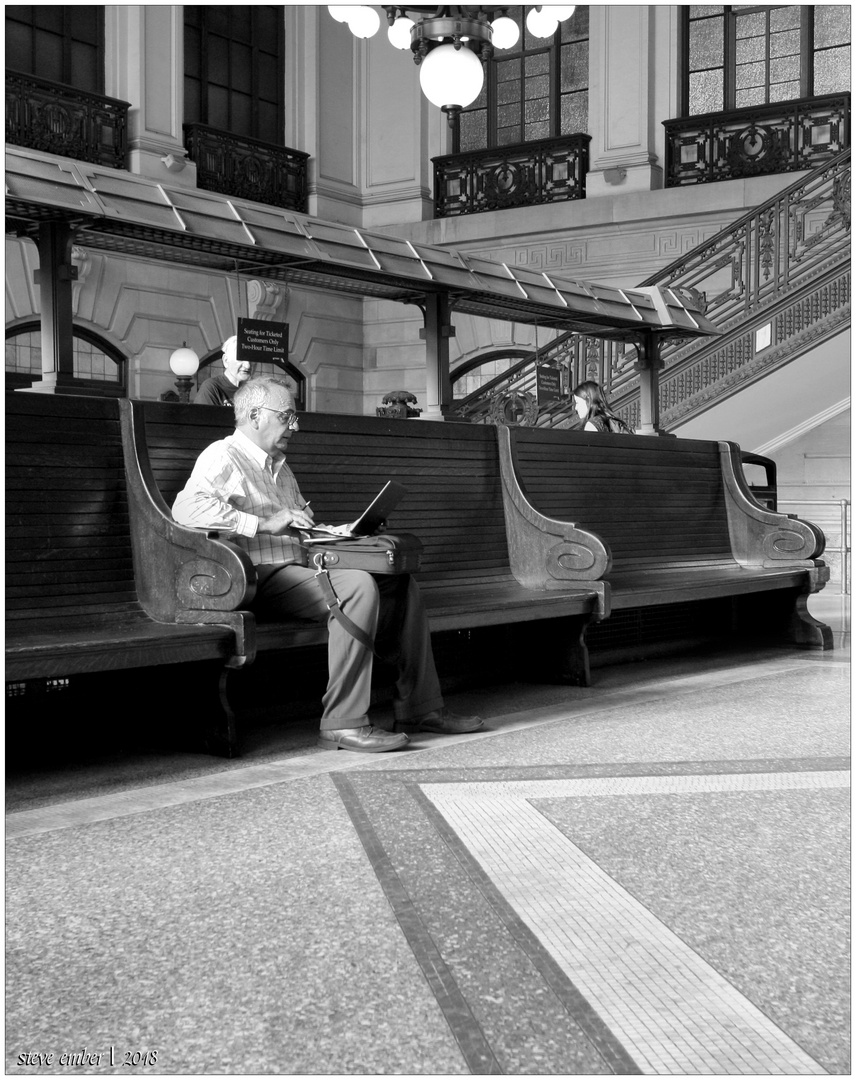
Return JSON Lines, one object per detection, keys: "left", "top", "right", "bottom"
{"left": 173, "top": 375, "right": 482, "bottom": 753}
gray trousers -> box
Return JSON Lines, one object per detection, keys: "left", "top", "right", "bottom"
{"left": 253, "top": 565, "right": 444, "bottom": 730}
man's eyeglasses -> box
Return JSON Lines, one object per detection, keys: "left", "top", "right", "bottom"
{"left": 256, "top": 406, "right": 299, "bottom": 429}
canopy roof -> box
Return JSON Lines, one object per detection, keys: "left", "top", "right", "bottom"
{"left": 6, "top": 147, "right": 718, "bottom": 342}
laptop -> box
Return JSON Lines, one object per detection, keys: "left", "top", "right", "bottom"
{"left": 302, "top": 481, "right": 408, "bottom": 543}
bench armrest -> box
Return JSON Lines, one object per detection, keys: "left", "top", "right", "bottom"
{"left": 119, "top": 399, "right": 257, "bottom": 622}
{"left": 496, "top": 425, "right": 612, "bottom": 590}
{"left": 719, "top": 441, "right": 827, "bottom": 568}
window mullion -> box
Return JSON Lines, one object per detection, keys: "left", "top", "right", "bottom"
{"left": 724, "top": 7, "right": 737, "bottom": 110}
{"left": 802, "top": 4, "right": 814, "bottom": 97}
{"left": 251, "top": 11, "right": 259, "bottom": 140}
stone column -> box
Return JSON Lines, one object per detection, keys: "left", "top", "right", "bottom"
{"left": 586, "top": 5, "right": 663, "bottom": 196}
{"left": 104, "top": 5, "right": 197, "bottom": 187}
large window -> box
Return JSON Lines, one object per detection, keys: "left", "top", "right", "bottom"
{"left": 456, "top": 6, "right": 589, "bottom": 153}
{"left": 685, "top": 5, "right": 850, "bottom": 115}
{"left": 184, "top": 7, "right": 284, "bottom": 143}
{"left": 5, "top": 6, "right": 103, "bottom": 92}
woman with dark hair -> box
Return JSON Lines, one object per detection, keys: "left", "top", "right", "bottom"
{"left": 572, "top": 380, "right": 632, "bottom": 433}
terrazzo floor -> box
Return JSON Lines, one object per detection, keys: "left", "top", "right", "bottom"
{"left": 5, "top": 594, "right": 850, "bottom": 1076}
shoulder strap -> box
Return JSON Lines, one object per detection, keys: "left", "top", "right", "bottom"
{"left": 311, "top": 556, "right": 404, "bottom": 663}
{"left": 312, "top": 563, "right": 378, "bottom": 653}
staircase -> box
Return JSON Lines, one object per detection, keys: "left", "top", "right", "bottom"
{"left": 451, "top": 149, "right": 851, "bottom": 431}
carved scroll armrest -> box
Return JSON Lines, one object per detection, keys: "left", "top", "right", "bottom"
{"left": 719, "top": 442, "right": 827, "bottom": 568}
{"left": 171, "top": 528, "right": 257, "bottom": 614}
{"left": 119, "top": 398, "right": 258, "bottom": 623}
{"left": 496, "top": 426, "right": 612, "bottom": 591}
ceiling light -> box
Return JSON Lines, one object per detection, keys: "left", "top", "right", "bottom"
{"left": 330, "top": 6, "right": 575, "bottom": 122}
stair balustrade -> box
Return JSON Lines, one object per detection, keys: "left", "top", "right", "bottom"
{"left": 451, "top": 148, "right": 851, "bottom": 430}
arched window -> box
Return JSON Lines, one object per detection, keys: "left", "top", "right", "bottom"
{"left": 5, "top": 324, "right": 126, "bottom": 395}
{"left": 451, "top": 350, "right": 531, "bottom": 399}
{"left": 683, "top": 5, "right": 851, "bottom": 115}
{"left": 456, "top": 6, "right": 589, "bottom": 153}
{"left": 195, "top": 351, "right": 306, "bottom": 410}
{"left": 5, "top": 5, "right": 104, "bottom": 92}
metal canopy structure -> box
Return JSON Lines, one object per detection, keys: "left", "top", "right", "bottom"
{"left": 6, "top": 147, "right": 719, "bottom": 341}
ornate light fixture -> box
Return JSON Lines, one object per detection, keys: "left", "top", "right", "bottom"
{"left": 329, "top": 6, "right": 576, "bottom": 126}
{"left": 168, "top": 342, "right": 200, "bottom": 403}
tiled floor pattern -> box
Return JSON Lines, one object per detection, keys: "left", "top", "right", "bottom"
{"left": 422, "top": 772, "right": 845, "bottom": 1075}
{"left": 6, "top": 612, "right": 848, "bottom": 1075}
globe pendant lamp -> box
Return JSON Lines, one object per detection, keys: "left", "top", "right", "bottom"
{"left": 419, "top": 44, "right": 484, "bottom": 123}
{"left": 526, "top": 6, "right": 559, "bottom": 38}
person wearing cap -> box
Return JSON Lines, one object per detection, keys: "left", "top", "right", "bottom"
{"left": 193, "top": 335, "right": 253, "bottom": 407}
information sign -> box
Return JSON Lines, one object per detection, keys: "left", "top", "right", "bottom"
{"left": 237, "top": 318, "right": 289, "bottom": 366}
{"left": 536, "top": 365, "right": 562, "bottom": 405}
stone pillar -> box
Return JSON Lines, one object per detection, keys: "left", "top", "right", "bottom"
{"left": 586, "top": 5, "right": 663, "bottom": 196}
{"left": 104, "top": 5, "right": 197, "bottom": 187}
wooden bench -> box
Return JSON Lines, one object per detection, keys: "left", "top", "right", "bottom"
{"left": 119, "top": 400, "right": 604, "bottom": 753}
{"left": 7, "top": 391, "right": 831, "bottom": 760}
{"left": 5, "top": 393, "right": 243, "bottom": 738}
{"left": 496, "top": 424, "right": 832, "bottom": 657}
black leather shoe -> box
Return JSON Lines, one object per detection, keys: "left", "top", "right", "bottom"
{"left": 395, "top": 709, "right": 483, "bottom": 735}
{"left": 318, "top": 725, "right": 409, "bottom": 753}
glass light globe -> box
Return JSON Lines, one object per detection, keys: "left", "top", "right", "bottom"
{"left": 551, "top": 6, "right": 577, "bottom": 20}
{"left": 526, "top": 7, "right": 559, "bottom": 38}
{"left": 490, "top": 15, "right": 520, "bottom": 50}
{"left": 328, "top": 6, "right": 351, "bottom": 23}
{"left": 387, "top": 15, "right": 414, "bottom": 49}
{"left": 169, "top": 345, "right": 200, "bottom": 377}
{"left": 346, "top": 6, "right": 380, "bottom": 38}
{"left": 419, "top": 44, "right": 484, "bottom": 109}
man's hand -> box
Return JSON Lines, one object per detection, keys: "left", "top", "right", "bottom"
{"left": 258, "top": 505, "right": 315, "bottom": 534}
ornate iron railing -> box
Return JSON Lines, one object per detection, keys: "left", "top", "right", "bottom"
{"left": 663, "top": 93, "right": 850, "bottom": 188}
{"left": 183, "top": 123, "right": 309, "bottom": 213}
{"left": 433, "top": 133, "right": 590, "bottom": 218}
{"left": 452, "top": 147, "right": 851, "bottom": 429}
{"left": 5, "top": 70, "right": 129, "bottom": 169}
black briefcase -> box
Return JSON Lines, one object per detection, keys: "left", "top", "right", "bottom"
{"left": 304, "top": 532, "right": 423, "bottom": 574}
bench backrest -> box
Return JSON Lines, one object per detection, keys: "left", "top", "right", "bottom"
{"left": 136, "top": 402, "right": 515, "bottom": 591}
{"left": 510, "top": 427, "right": 736, "bottom": 572}
{"left": 6, "top": 392, "right": 143, "bottom": 630}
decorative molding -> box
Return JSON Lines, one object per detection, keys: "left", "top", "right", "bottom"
{"left": 754, "top": 398, "right": 851, "bottom": 457}
{"left": 247, "top": 280, "right": 287, "bottom": 322}
{"left": 70, "top": 247, "right": 93, "bottom": 312}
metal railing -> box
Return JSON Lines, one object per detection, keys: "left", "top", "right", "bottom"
{"left": 451, "top": 146, "right": 851, "bottom": 429}
{"left": 779, "top": 498, "right": 850, "bottom": 594}
{"left": 663, "top": 93, "right": 850, "bottom": 188}
{"left": 184, "top": 123, "right": 309, "bottom": 213}
{"left": 5, "top": 70, "right": 129, "bottom": 169}
{"left": 433, "top": 133, "right": 590, "bottom": 218}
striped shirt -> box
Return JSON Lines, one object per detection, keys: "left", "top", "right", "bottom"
{"left": 172, "top": 428, "right": 309, "bottom": 566}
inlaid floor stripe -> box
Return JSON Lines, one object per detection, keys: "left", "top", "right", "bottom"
{"left": 422, "top": 771, "right": 846, "bottom": 1075}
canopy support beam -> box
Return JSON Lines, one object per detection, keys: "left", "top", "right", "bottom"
{"left": 420, "top": 292, "right": 455, "bottom": 421}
